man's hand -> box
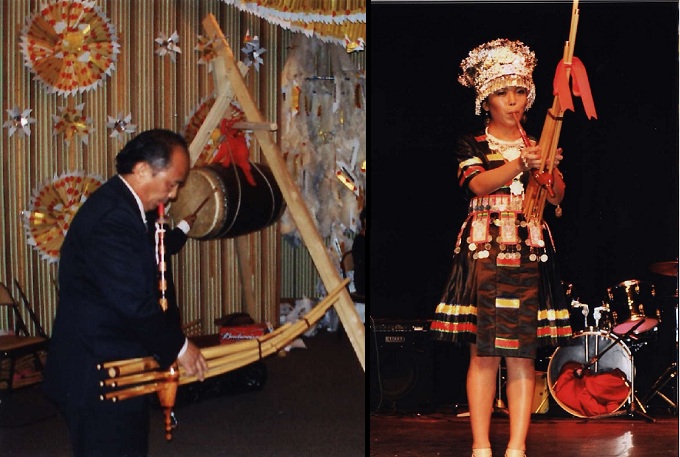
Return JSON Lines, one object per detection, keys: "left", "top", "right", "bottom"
{"left": 184, "top": 213, "right": 198, "bottom": 227}
{"left": 177, "top": 340, "right": 208, "bottom": 381}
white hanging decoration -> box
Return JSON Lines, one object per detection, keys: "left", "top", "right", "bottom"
{"left": 155, "top": 31, "right": 182, "bottom": 62}
{"left": 52, "top": 103, "right": 94, "bottom": 146}
{"left": 106, "top": 112, "right": 137, "bottom": 142}
{"left": 279, "top": 34, "right": 366, "bottom": 259}
{"left": 344, "top": 35, "right": 365, "bottom": 53}
{"left": 195, "top": 34, "right": 218, "bottom": 72}
{"left": 3, "top": 107, "right": 37, "bottom": 138}
{"left": 335, "top": 160, "right": 360, "bottom": 197}
{"left": 241, "top": 31, "right": 267, "bottom": 71}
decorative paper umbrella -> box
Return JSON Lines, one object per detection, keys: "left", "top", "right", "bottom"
{"left": 183, "top": 95, "right": 250, "bottom": 167}
{"left": 182, "top": 93, "right": 217, "bottom": 145}
{"left": 22, "top": 171, "right": 103, "bottom": 263}
{"left": 20, "top": 0, "right": 121, "bottom": 96}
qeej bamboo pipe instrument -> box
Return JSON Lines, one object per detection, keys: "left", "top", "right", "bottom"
{"left": 97, "top": 278, "right": 351, "bottom": 440}
{"left": 513, "top": 112, "right": 555, "bottom": 199}
{"left": 522, "top": 0, "right": 597, "bottom": 223}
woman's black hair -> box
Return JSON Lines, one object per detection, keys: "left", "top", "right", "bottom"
{"left": 115, "top": 129, "right": 188, "bottom": 174}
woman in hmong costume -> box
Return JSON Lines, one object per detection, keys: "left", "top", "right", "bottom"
{"left": 430, "top": 39, "right": 572, "bottom": 457}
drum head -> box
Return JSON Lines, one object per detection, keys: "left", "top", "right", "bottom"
{"left": 169, "top": 164, "right": 286, "bottom": 240}
{"left": 547, "top": 331, "right": 632, "bottom": 418}
{"left": 169, "top": 168, "right": 224, "bottom": 239}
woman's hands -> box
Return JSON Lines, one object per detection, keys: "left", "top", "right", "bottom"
{"left": 519, "top": 146, "right": 563, "bottom": 171}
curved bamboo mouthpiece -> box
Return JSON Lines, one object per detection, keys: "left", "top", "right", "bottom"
{"left": 513, "top": 112, "right": 532, "bottom": 148}
{"left": 513, "top": 112, "right": 555, "bottom": 198}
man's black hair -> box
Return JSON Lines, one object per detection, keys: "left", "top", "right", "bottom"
{"left": 115, "top": 129, "right": 188, "bottom": 175}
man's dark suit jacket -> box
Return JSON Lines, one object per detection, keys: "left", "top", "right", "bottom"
{"left": 43, "top": 176, "right": 186, "bottom": 413}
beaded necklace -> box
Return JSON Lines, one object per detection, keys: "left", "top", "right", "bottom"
{"left": 485, "top": 127, "right": 525, "bottom": 195}
{"left": 484, "top": 126, "right": 524, "bottom": 161}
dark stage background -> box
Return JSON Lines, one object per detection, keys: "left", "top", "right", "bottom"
{"left": 370, "top": 2, "right": 679, "bottom": 325}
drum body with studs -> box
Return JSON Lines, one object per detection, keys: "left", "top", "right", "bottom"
{"left": 607, "top": 279, "right": 659, "bottom": 335}
{"left": 169, "top": 163, "right": 286, "bottom": 240}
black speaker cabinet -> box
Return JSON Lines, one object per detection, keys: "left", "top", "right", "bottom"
{"left": 370, "top": 318, "right": 433, "bottom": 412}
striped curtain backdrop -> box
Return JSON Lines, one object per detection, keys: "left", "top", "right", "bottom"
{"left": 0, "top": 0, "right": 365, "bottom": 337}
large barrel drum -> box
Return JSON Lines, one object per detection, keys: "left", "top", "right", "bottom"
{"left": 169, "top": 162, "right": 286, "bottom": 240}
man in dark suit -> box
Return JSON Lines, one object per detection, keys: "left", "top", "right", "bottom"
{"left": 43, "top": 129, "right": 208, "bottom": 457}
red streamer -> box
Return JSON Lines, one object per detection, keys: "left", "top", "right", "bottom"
{"left": 553, "top": 57, "right": 598, "bottom": 120}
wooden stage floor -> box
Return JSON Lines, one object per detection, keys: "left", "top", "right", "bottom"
{"left": 370, "top": 408, "right": 679, "bottom": 457}
{"left": 369, "top": 317, "right": 679, "bottom": 456}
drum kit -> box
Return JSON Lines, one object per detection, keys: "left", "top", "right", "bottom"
{"left": 545, "top": 261, "right": 678, "bottom": 421}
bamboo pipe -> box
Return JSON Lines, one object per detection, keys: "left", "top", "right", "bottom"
{"left": 103, "top": 358, "right": 161, "bottom": 378}
{"left": 523, "top": 1, "right": 580, "bottom": 222}
{"left": 98, "top": 356, "right": 152, "bottom": 370}
{"left": 513, "top": 113, "right": 555, "bottom": 198}
{"left": 200, "top": 322, "right": 291, "bottom": 359}
{"left": 101, "top": 370, "right": 172, "bottom": 388}
{"left": 103, "top": 332, "right": 281, "bottom": 398}
{"left": 99, "top": 297, "right": 309, "bottom": 380}
{"left": 180, "top": 279, "right": 348, "bottom": 382}
{"left": 108, "top": 348, "right": 258, "bottom": 389}
{"left": 100, "top": 324, "right": 285, "bottom": 381}
{"left": 180, "top": 350, "right": 266, "bottom": 385}
{"left": 100, "top": 280, "right": 350, "bottom": 398}
{"left": 196, "top": 279, "right": 347, "bottom": 360}
{"left": 104, "top": 345, "right": 265, "bottom": 397}
{"left": 101, "top": 382, "right": 162, "bottom": 402}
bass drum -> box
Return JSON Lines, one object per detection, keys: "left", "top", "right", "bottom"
{"left": 169, "top": 162, "right": 286, "bottom": 240}
{"left": 547, "top": 330, "right": 632, "bottom": 418}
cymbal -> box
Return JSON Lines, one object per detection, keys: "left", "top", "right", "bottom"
{"left": 649, "top": 261, "right": 678, "bottom": 277}
{"left": 609, "top": 279, "right": 645, "bottom": 290}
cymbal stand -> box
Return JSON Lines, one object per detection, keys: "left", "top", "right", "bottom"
{"left": 571, "top": 299, "right": 590, "bottom": 330}
{"left": 641, "top": 362, "right": 677, "bottom": 412}
{"left": 593, "top": 304, "right": 610, "bottom": 331}
{"left": 641, "top": 289, "right": 678, "bottom": 413}
{"left": 492, "top": 362, "right": 508, "bottom": 416}
{"left": 585, "top": 319, "right": 655, "bottom": 422}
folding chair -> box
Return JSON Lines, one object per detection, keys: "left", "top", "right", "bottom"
{"left": 0, "top": 282, "right": 49, "bottom": 391}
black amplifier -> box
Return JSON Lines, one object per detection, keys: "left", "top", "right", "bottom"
{"left": 371, "top": 319, "right": 431, "bottom": 334}
{"left": 370, "top": 318, "right": 433, "bottom": 413}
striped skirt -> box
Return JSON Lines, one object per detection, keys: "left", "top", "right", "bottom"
{"left": 430, "top": 210, "right": 572, "bottom": 358}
